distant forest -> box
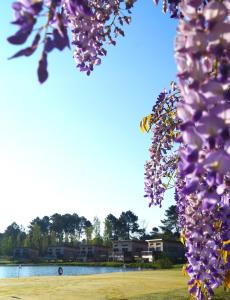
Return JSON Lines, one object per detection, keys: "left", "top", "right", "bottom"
{"left": 0, "top": 206, "right": 179, "bottom": 255}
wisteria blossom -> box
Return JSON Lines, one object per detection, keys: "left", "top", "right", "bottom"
{"left": 174, "top": 0, "right": 230, "bottom": 298}
{"left": 143, "top": 83, "right": 180, "bottom": 207}
{"left": 8, "top": 0, "right": 135, "bottom": 82}
{"left": 63, "top": 0, "right": 134, "bottom": 75}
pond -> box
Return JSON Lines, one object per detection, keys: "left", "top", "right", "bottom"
{"left": 0, "top": 265, "right": 137, "bottom": 278}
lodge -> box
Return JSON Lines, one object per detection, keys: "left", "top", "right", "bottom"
{"left": 13, "top": 238, "right": 184, "bottom": 263}
{"left": 13, "top": 247, "right": 39, "bottom": 261}
{"left": 110, "top": 240, "right": 148, "bottom": 262}
{"left": 141, "top": 238, "right": 185, "bottom": 263}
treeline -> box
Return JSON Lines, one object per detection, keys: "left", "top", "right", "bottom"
{"left": 0, "top": 206, "right": 179, "bottom": 256}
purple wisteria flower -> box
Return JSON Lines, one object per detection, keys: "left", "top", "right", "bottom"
{"left": 8, "top": 0, "right": 135, "bottom": 82}
{"left": 175, "top": 0, "right": 230, "bottom": 298}
{"left": 63, "top": 0, "right": 135, "bottom": 75}
{"left": 144, "top": 84, "right": 180, "bottom": 207}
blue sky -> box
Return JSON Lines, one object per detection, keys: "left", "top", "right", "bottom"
{"left": 0, "top": 1, "right": 177, "bottom": 232}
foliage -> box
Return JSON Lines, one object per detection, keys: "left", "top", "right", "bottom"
{"left": 159, "top": 205, "right": 180, "bottom": 238}
{"left": 0, "top": 210, "right": 148, "bottom": 256}
{"left": 103, "top": 214, "right": 120, "bottom": 241}
{"left": 104, "top": 211, "right": 142, "bottom": 241}
{"left": 118, "top": 210, "right": 140, "bottom": 240}
{"left": 127, "top": 258, "right": 173, "bottom": 269}
{"left": 0, "top": 213, "right": 93, "bottom": 255}
{"left": 153, "top": 257, "right": 173, "bottom": 269}
{"left": 92, "top": 216, "right": 103, "bottom": 245}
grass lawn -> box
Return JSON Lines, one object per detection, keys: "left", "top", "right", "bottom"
{"left": 0, "top": 269, "right": 228, "bottom": 300}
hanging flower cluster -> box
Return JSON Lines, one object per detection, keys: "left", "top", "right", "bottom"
{"left": 143, "top": 83, "right": 181, "bottom": 207}
{"left": 153, "top": 0, "right": 182, "bottom": 18}
{"left": 63, "top": 0, "right": 134, "bottom": 75}
{"left": 174, "top": 0, "right": 230, "bottom": 298}
{"left": 8, "top": 0, "right": 135, "bottom": 82}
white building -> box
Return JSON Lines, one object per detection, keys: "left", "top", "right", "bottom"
{"left": 142, "top": 239, "right": 185, "bottom": 262}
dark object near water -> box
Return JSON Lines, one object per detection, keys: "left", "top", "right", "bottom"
{"left": 58, "top": 267, "right": 63, "bottom": 276}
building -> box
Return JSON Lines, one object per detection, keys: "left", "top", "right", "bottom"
{"left": 77, "top": 244, "right": 111, "bottom": 262}
{"left": 46, "top": 245, "right": 111, "bottom": 262}
{"left": 111, "top": 240, "right": 148, "bottom": 262}
{"left": 46, "top": 246, "right": 78, "bottom": 261}
{"left": 13, "top": 247, "right": 39, "bottom": 261}
{"left": 142, "top": 239, "right": 185, "bottom": 262}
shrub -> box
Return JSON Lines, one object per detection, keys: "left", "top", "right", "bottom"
{"left": 153, "top": 258, "right": 173, "bottom": 269}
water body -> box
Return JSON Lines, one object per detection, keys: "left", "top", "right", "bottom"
{"left": 0, "top": 265, "right": 137, "bottom": 279}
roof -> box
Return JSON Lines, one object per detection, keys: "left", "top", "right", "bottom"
{"left": 80, "top": 244, "right": 111, "bottom": 249}
{"left": 47, "top": 246, "right": 78, "bottom": 250}
{"left": 112, "top": 240, "right": 147, "bottom": 244}
{"left": 146, "top": 238, "right": 182, "bottom": 244}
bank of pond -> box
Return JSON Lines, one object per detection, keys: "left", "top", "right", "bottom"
{"left": 0, "top": 258, "right": 175, "bottom": 269}
{"left": 0, "top": 258, "right": 178, "bottom": 278}
{"left": 0, "top": 265, "right": 140, "bottom": 278}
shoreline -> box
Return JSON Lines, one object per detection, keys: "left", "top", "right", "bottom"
{"left": 0, "top": 260, "right": 182, "bottom": 269}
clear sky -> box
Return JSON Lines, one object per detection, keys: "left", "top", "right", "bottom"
{"left": 0, "top": 1, "right": 178, "bottom": 232}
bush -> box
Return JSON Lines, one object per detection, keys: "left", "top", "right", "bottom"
{"left": 127, "top": 262, "right": 156, "bottom": 269}
{"left": 153, "top": 257, "right": 173, "bottom": 269}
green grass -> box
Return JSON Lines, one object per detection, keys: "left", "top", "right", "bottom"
{"left": 0, "top": 269, "right": 228, "bottom": 300}
{"left": 129, "top": 287, "right": 229, "bottom": 300}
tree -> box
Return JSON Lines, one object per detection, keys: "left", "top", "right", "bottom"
{"left": 159, "top": 205, "right": 179, "bottom": 239}
{"left": 23, "top": 235, "right": 31, "bottom": 248}
{"left": 41, "top": 234, "right": 49, "bottom": 255}
{"left": 4, "top": 223, "right": 21, "bottom": 240}
{"left": 103, "top": 218, "right": 113, "bottom": 246}
{"left": 1, "top": 236, "right": 13, "bottom": 256}
{"left": 30, "top": 216, "right": 51, "bottom": 235}
{"left": 3, "top": 223, "right": 24, "bottom": 253}
{"left": 104, "top": 214, "right": 120, "bottom": 241}
{"left": 85, "top": 226, "right": 94, "bottom": 244}
{"left": 50, "top": 213, "right": 64, "bottom": 243}
{"left": 62, "top": 213, "right": 76, "bottom": 242}
{"left": 150, "top": 227, "right": 159, "bottom": 236}
{"left": 49, "top": 230, "right": 57, "bottom": 247}
{"left": 118, "top": 211, "right": 140, "bottom": 240}
{"left": 30, "top": 224, "right": 42, "bottom": 252}
{"left": 92, "top": 217, "right": 103, "bottom": 245}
